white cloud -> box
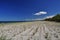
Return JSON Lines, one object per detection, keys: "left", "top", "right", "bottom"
{"left": 34, "top": 11, "right": 47, "bottom": 15}
{"left": 31, "top": 18, "right": 43, "bottom": 20}
{"left": 45, "top": 15, "right": 55, "bottom": 19}
{"left": 25, "top": 18, "right": 44, "bottom": 21}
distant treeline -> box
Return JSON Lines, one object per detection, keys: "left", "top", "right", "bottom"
{"left": 44, "top": 14, "right": 60, "bottom": 22}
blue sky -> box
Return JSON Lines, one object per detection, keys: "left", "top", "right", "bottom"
{"left": 0, "top": 0, "right": 60, "bottom": 21}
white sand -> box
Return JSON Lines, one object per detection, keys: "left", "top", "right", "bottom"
{"left": 0, "top": 21, "right": 60, "bottom": 40}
